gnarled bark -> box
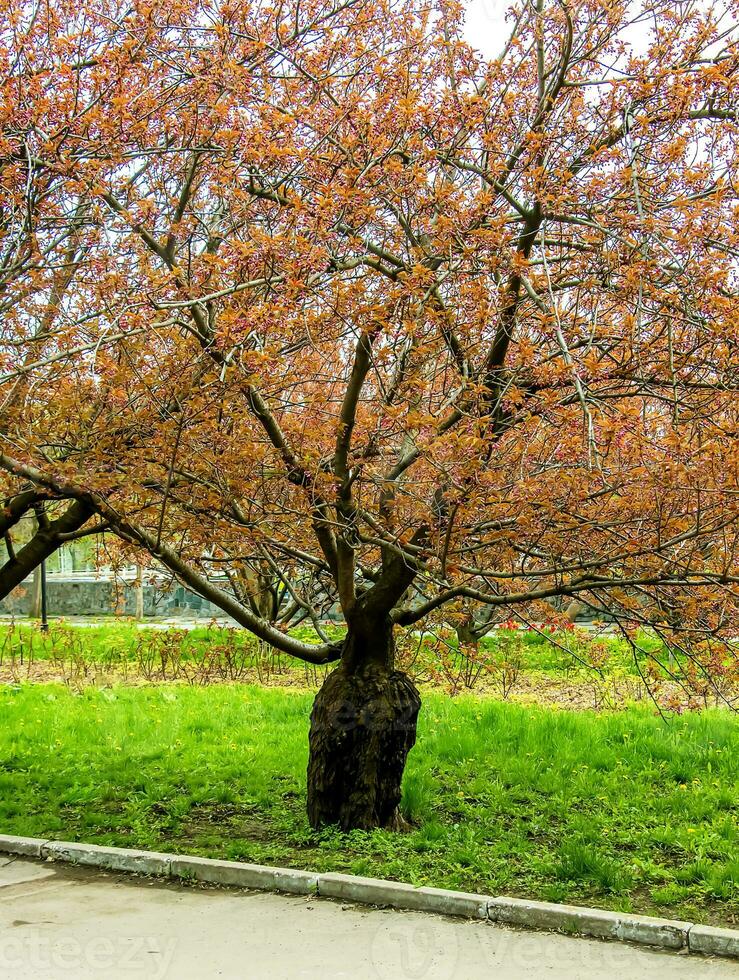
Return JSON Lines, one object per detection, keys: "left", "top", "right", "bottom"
{"left": 307, "top": 617, "right": 420, "bottom": 831}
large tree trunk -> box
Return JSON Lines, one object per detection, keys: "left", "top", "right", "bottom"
{"left": 307, "top": 615, "right": 420, "bottom": 831}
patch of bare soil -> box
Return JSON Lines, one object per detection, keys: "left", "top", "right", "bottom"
{"left": 444, "top": 671, "right": 737, "bottom": 712}
{"left": 0, "top": 659, "right": 325, "bottom": 690}
{"left": 1, "top": 660, "right": 735, "bottom": 713}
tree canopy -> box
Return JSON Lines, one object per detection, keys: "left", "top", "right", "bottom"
{"left": 2, "top": 0, "right": 739, "bottom": 669}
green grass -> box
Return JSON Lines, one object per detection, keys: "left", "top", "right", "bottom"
{"left": 0, "top": 621, "right": 332, "bottom": 687}
{"left": 0, "top": 621, "right": 271, "bottom": 666}
{"left": 1, "top": 682, "right": 736, "bottom": 925}
{"left": 0, "top": 619, "right": 688, "bottom": 680}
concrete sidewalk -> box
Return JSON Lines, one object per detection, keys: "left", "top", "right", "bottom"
{"left": 0, "top": 857, "right": 735, "bottom": 979}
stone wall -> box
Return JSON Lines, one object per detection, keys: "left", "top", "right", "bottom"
{"left": 0, "top": 577, "right": 230, "bottom": 620}
{"left": 1, "top": 576, "right": 607, "bottom": 624}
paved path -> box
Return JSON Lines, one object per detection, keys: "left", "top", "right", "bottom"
{"left": 0, "top": 858, "right": 736, "bottom": 979}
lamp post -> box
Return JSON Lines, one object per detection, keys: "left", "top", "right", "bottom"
{"left": 40, "top": 559, "right": 48, "bottom": 631}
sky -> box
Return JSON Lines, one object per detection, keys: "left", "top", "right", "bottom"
{"left": 462, "top": 0, "right": 511, "bottom": 56}
{"left": 461, "top": 0, "right": 724, "bottom": 60}
{"left": 461, "top": 0, "right": 652, "bottom": 64}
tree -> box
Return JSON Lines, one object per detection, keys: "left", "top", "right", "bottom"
{"left": 1, "top": 0, "right": 738, "bottom": 829}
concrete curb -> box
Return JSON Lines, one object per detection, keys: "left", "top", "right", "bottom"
{"left": 1, "top": 834, "right": 737, "bottom": 960}
{"left": 170, "top": 854, "right": 318, "bottom": 895}
{"left": 487, "top": 896, "right": 692, "bottom": 949}
{"left": 317, "top": 872, "right": 489, "bottom": 918}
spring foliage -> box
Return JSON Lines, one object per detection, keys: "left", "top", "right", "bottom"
{"left": 1, "top": 0, "right": 739, "bottom": 675}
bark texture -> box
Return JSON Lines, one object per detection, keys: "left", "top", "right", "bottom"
{"left": 307, "top": 623, "right": 420, "bottom": 830}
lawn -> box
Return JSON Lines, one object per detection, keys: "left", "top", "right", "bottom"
{"left": 2, "top": 620, "right": 734, "bottom": 713}
{"left": 0, "top": 619, "right": 657, "bottom": 678}
{"left": 1, "top": 682, "right": 736, "bottom": 926}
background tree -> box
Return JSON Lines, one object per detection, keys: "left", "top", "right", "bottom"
{"left": 1, "top": 0, "right": 738, "bottom": 829}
